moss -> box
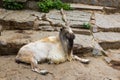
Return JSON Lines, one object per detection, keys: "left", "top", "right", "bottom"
{"left": 83, "top": 23, "right": 91, "bottom": 29}
{"left": 37, "top": 0, "right": 71, "bottom": 13}
{"left": 3, "top": 0, "right": 24, "bottom": 10}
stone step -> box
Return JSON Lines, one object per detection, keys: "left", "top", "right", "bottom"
{"left": 104, "top": 49, "right": 120, "bottom": 70}
{"left": 65, "top": 0, "right": 120, "bottom": 8}
{"left": 72, "top": 28, "right": 91, "bottom": 35}
{"left": 0, "top": 30, "right": 98, "bottom": 55}
{"left": 0, "top": 8, "right": 91, "bottom": 30}
{"left": 95, "top": 13, "right": 120, "bottom": 32}
{"left": 94, "top": 32, "right": 120, "bottom": 50}
{"left": 1, "top": 30, "right": 120, "bottom": 56}
{"left": 71, "top": 3, "right": 103, "bottom": 11}
{"left": 28, "top": 25, "right": 91, "bottom": 35}
{"left": 71, "top": 3, "right": 118, "bottom": 13}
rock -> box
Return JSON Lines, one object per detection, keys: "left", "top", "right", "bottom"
{"left": 0, "top": 0, "right": 3, "bottom": 7}
{"left": 74, "top": 34, "right": 103, "bottom": 55}
{"left": 95, "top": 13, "right": 120, "bottom": 32}
{"left": 103, "top": 7, "right": 118, "bottom": 14}
{"left": 92, "top": 48, "right": 103, "bottom": 56}
{"left": 90, "top": 20, "right": 96, "bottom": 25}
{"left": 104, "top": 57, "right": 112, "bottom": 64}
{"left": 26, "top": 1, "right": 39, "bottom": 10}
{"left": 92, "top": 25, "right": 99, "bottom": 33}
{"left": 75, "top": 34, "right": 93, "bottom": 48}
{"left": 72, "top": 28, "right": 91, "bottom": 35}
{"left": 99, "top": 0, "right": 113, "bottom": 7}
{"left": 111, "top": 59, "right": 120, "bottom": 66}
{"left": 94, "top": 32, "right": 120, "bottom": 50}
{"left": 0, "top": 9, "right": 43, "bottom": 30}
{"left": 48, "top": 10, "right": 92, "bottom": 28}
{"left": 0, "top": 55, "right": 120, "bottom": 80}
{"left": 71, "top": 3, "right": 103, "bottom": 11}
{"left": 104, "top": 49, "right": 120, "bottom": 70}
{"left": 0, "top": 30, "right": 58, "bottom": 55}
{"left": 64, "top": 0, "right": 120, "bottom": 8}
{"left": 0, "top": 9, "right": 92, "bottom": 30}
{"left": 38, "top": 26, "right": 56, "bottom": 31}
{"left": 0, "top": 30, "right": 102, "bottom": 55}
{"left": 109, "top": 52, "right": 120, "bottom": 66}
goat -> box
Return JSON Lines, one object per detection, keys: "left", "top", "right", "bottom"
{"left": 15, "top": 9, "right": 90, "bottom": 75}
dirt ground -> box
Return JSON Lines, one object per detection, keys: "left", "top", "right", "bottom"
{"left": 0, "top": 55, "right": 120, "bottom": 80}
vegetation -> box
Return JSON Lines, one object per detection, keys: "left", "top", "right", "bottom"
{"left": 3, "top": 0, "right": 24, "bottom": 10}
{"left": 83, "top": 22, "right": 91, "bottom": 29}
{"left": 37, "top": 0, "right": 71, "bottom": 13}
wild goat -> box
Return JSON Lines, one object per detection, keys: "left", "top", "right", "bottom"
{"left": 15, "top": 9, "right": 89, "bottom": 75}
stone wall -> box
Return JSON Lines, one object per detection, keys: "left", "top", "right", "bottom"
{"left": 62, "top": 0, "right": 120, "bottom": 7}
{"left": 0, "top": 0, "right": 3, "bottom": 7}
{"left": 0, "top": 0, "right": 120, "bottom": 9}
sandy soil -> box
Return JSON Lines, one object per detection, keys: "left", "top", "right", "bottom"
{"left": 0, "top": 55, "right": 120, "bottom": 80}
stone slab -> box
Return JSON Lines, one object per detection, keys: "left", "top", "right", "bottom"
{"left": 104, "top": 49, "right": 120, "bottom": 70}
{"left": 94, "top": 32, "right": 120, "bottom": 50}
{"left": 0, "top": 8, "right": 91, "bottom": 29}
{"left": 63, "top": 0, "right": 120, "bottom": 7}
{"left": 94, "top": 32, "right": 120, "bottom": 42}
{"left": 72, "top": 28, "right": 91, "bottom": 35}
{"left": 95, "top": 13, "right": 120, "bottom": 32}
{"left": 47, "top": 10, "right": 92, "bottom": 28}
{"left": 0, "top": 30, "right": 95, "bottom": 55}
{"left": 71, "top": 3, "right": 103, "bottom": 11}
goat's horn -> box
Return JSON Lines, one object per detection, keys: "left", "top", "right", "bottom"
{"left": 60, "top": 8, "right": 69, "bottom": 27}
{"left": 38, "top": 11, "right": 68, "bottom": 28}
{"left": 41, "top": 14, "right": 54, "bottom": 27}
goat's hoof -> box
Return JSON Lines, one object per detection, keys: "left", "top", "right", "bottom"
{"left": 40, "top": 70, "right": 49, "bottom": 75}
{"left": 81, "top": 59, "right": 90, "bottom": 64}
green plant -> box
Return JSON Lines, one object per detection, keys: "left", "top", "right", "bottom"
{"left": 37, "top": 0, "right": 71, "bottom": 13}
{"left": 53, "top": 0, "right": 71, "bottom": 10}
{"left": 3, "top": 0, "right": 24, "bottom": 10}
{"left": 83, "top": 22, "right": 91, "bottom": 29}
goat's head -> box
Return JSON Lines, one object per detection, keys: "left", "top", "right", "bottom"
{"left": 60, "top": 27, "right": 75, "bottom": 39}
{"left": 59, "top": 26, "right": 75, "bottom": 61}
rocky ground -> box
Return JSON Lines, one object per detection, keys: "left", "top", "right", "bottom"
{"left": 0, "top": 55, "right": 120, "bottom": 80}
{"left": 0, "top": 5, "right": 120, "bottom": 80}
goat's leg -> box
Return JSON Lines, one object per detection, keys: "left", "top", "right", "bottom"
{"left": 31, "top": 58, "right": 49, "bottom": 75}
{"left": 73, "top": 55, "right": 90, "bottom": 63}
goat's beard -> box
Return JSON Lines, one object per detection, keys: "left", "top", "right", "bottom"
{"left": 66, "top": 39, "right": 74, "bottom": 61}
{"left": 66, "top": 33, "right": 75, "bottom": 61}
{"left": 61, "top": 37, "right": 74, "bottom": 61}
{"left": 59, "top": 30, "right": 75, "bottom": 61}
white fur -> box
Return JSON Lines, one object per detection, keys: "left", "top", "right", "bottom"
{"left": 17, "top": 36, "right": 66, "bottom": 63}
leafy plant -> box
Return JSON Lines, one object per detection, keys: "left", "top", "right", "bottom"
{"left": 3, "top": 0, "right": 24, "bottom": 10}
{"left": 37, "top": 0, "right": 71, "bottom": 13}
{"left": 83, "top": 22, "right": 91, "bottom": 29}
